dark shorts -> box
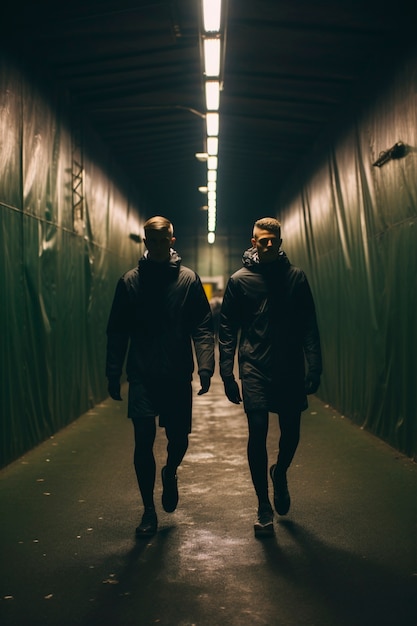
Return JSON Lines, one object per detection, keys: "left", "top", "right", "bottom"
{"left": 241, "top": 372, "right": 307, "bottom": 414}
{"left": 128, "top": 379, "right": 193, "bottom": 433}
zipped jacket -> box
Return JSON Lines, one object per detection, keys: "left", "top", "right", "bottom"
{"left": 106, "top": 249, "right": 214, "bottom": 383}
{"left": 219, "top": 248, "right": 322, "bottom": 412}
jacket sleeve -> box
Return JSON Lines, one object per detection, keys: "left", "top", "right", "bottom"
{"left": 219, "top": 277, "right": 240, "bottom": 380}
{"left": 189, "top": 276, "right": 215, "bottom": 376}
{"left": 299, "top": 274, "right": 322, "bottom": 378}
{"left": 105, "top": 278, "right": 130, "bottom": 380}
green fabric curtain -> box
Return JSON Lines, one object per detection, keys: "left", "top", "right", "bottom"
{"left": 0, "top": 57, "right": 143, "bottom": 467}
{"left": 278, "top": 52, "right": 417, "bottom": 459}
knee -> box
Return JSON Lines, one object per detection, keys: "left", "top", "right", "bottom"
{"left": 167, "top": 431, "right": 189, "bottom": 449}
{"left": 133, "top": 419, "right": 156, "bottom": 454}
{"left": 247, "top": 410, "right": 268, "bottom": 437}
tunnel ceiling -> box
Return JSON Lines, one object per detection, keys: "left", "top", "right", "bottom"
{"left": 3, "top": 0, "right": 415, "bottom": 234}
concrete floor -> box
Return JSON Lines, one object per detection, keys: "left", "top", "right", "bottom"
{"left": 0, "top": 373, "right": 416, "bottom": 626}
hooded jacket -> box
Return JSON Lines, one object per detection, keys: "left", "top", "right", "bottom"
{"left": 219, "top": 247, "right": 322, "bottom": 412}
{"left": 106, "top": 249, "right": 214, "bottom": 383}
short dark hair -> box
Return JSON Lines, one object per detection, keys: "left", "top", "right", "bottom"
{"left": 253, "top": 217, "right": 281, "bottom": 238}
{"left": 143, "top": 215, "right": 174, "bottom": 236}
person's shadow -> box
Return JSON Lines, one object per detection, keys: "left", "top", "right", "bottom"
{"left": 259, "top": 519, "right": 417, "bottom": 626}
{"left": 82, "top": 519, "right": 416, "bottom": 626}
{"left": 82, "top": 524, "right": 203, "bottom": 626}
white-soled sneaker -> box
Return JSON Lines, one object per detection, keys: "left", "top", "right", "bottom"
{"left": 254, "top": 504, "right": 274, "bottom": 538}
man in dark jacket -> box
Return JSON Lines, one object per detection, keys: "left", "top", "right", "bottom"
{"left": 219, "top": 217, "right": 322, "bottom": 538}
{"left": 106, "top": 216, "right": 214, "bottom": 537}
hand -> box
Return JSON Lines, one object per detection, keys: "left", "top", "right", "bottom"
{"left": 108, "top": 378, "right": 122, "bottom": 401}
{"left": 223, "top": 377, "right": 242, "bottom": 404}
{"left": 197, "top": 372, "right": 211, "bottom": 395}
{"left": 305, "top": 373, "right": 320, "bottom": 395}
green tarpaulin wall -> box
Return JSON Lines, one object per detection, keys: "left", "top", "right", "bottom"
{"left": 0, "top": 57, "right": 144, "bottom": 467}
{"left": 277, "top": 50, "right": 417, "bottom": 460}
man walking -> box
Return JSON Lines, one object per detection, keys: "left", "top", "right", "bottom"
{"left": 106, "top": 216, "right": 214, "bottom": 537}
{"left": 219, "top": 217, "right": 322, "bottom": 537}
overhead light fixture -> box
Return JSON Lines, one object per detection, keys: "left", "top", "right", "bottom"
{"left": 199, "top": 0, "right": 226, "bottom": 244}
{"left": 198, "top": 185, "right": 208, "bottom": 193}
{"left": 202, "top": 0, "right": 222, "bottom": 32}
{"left": 206, "top": 112, "right": 219, "bottom": 136}
{"left": 195, "top": 152, "right": 208, "bottom": 161}
{"left": 203, "top": 38, "right": 221, "bottom": 77}
{"left": 208, "top": 210, "right": 216, "bottom": 231}
{"left": 207, "top": 137, "right": 219, "bottom": 155}
{"left": 205, "top": 81, "right": 220, "bottom": 110}
{"left": 207, "top": 155, "right": 218, "bottom": 170}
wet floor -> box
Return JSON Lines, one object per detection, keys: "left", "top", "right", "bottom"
{"left": 0, "top": 373, "right": 416, "bottom": 625}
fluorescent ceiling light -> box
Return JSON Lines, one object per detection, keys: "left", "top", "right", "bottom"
{"left": 204, "top": 38, "right": 221, "bottom": 77}
{"left": 195, "top": 152, "right": 208, "bottom": 161}
{"left": 205, "top": 81, "right": 220, "bottom": 110}
{"left": 198, "top": 186, "right": 208, "bottom": 193}
{"left": 207, "top": 156, "right": 218, "bottom": 170}
{"left": 201, "top": 0, "right": 224, "bottom": 239}
{"left": 206, "top": 112, "right": 219, "bottom": 136}
{"left": 207, "top": 137, "right": 219, "bottom": 156}
{"left": 202, "top": 0, "right": 221, "bottom": 32}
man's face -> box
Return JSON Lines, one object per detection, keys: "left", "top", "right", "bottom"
{"left": 251, "top": 227, "right": 282, "bottom": 263}
{"left": 144, "top": 228, "right": 175, "bottom": 262}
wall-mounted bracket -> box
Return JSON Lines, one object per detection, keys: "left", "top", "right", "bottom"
{"left": 372, "top": 141, "right": 406, "bottom": 167}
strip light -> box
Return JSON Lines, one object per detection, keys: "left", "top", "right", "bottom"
{"left": 207, "top": 137, "right": 218, "bottom": 156}
{"left": 205, "top": 81, "right": 220, "bottom": 111}
{"left": 207, "top": 156, "right": 218, "bottom": 170}
{"left": 200, "top": 0, "right": 225, "bottom": 244}
{"left": 206, "top": 112, "right": 219, "bottom": 136}
{"left": 203, "top": 38, "right": 221, "bottom": 77}
{"left": 202, "top": 0, "right": 222, "bottom": 32}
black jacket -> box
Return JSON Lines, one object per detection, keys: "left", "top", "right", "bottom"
{"left": 219, "top": 248, "right": 322, "bottom": 412}
{"left": 106, "top": 250, "right": 214, "bottom": 383}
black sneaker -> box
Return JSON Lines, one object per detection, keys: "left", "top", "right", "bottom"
{"left": 254, "top": 503, "right": 274, "bottom": 538}
{"left": 270, "top": 464, "right": 291, "bottom": 515}
{"left": 161, "top": 466, "right": 179, "bottom": 513}
{"left": 136, "top": 508, "right": 157, "bottom": 537}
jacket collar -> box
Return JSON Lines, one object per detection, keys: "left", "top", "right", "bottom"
{"left": 242, "top": 247, "right": 290, "bottom": 271}
{"left": 138, "top": 248, "right": 182, "bottom": 279}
